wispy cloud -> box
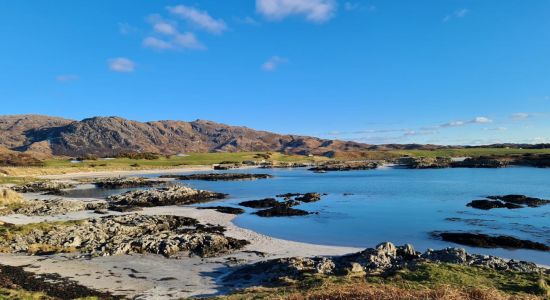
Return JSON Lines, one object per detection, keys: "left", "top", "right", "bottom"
{"left": 262, "top": 56, "right": 288, "bottom": 71}
{"left": 108, "top": 58, "right": 135, "bottom": 73}
{"left": 143, "top": 37, "right": 173, "bottom": 50}
{"left": 511, "top": 112, "right": 531, "bottom": 120}
{"left": 256, "top": 0, "right": 336, "bottom": 23}
{"left": 438, "top": 116, "right": 492, "bottom": 128}
{"left": 484, "top": 127, "right": 507, "bottom": 131}
{"left": 344, "top": 2, "right": 376, "bottom": 12}
{"left": 167, "top": 5, "right": 227, "bottom": 34}
{"left": 56, "top": 74, "right": 79, "bottom": 82}
{"left": 234, "top": 16, "right": 261, "bottom": 26}
{"left": 443, "top": 8, "right": 469, "bottom": 22}
{"left": 143, "top": 15, "right": 205, "bottom": 51}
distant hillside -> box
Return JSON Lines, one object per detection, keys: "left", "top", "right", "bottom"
{"left": 0, "top": 115, "right": 375, "bottom": 157}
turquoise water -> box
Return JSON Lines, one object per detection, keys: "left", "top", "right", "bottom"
{"left": 66, "top": 167, "right": 550, "bottom": 264}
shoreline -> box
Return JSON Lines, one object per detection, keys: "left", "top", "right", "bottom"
{"left": 0, "top": 190, "right": 361, "bottom": 299}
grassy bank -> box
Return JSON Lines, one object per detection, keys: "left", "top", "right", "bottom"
{"left": 0, "top": 152, "right": 328, "bottom": 176}
{"left": 222, "top": 263, "right": 550, "bottom": 300}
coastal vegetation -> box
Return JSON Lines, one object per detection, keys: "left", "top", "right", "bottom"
{"left": 221, "top": 263, "right": 550, "bottom": 299}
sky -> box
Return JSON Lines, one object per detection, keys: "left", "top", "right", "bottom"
{"left": 1, "top": 0, "right": 549, "bottom": 145}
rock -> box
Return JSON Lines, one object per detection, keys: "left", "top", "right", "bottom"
{"left": 421, "top": 247, "right": 468, "bottom": 264}
{"left": 434, "top": 232, "right": 550, "bottom": 251}
{"left": 0, "top": 214, "right": 248, "bottom": 258}
{"left": 451, "top": 157, "right": 508, "bottom": 168}
{"left": 238, "top": 198, "right": 280, "bottom": 208}
{"left": 294, "top": 192, "right": 321, "bottom": 203}
{"left": 398, "top": 157, "right": 451, "bottom": 169}
{"left": 159, "top": 173, "right": 273, "bottom": 181}
{"left": 308, "top": 161, "right": 379, "bottom": 172}
{"left": 93, "top": 177, "right": 165, "bottom": 188}
{"left": 225, "top": 242, "right": 547, "bottom": 287}
{"left": 0, "top": 198, "right": 107, "bottom": 216}
{"left": 255, "top": 206, "right": 311, "bottom": 217}
{"left": 397, "top": 244, "right": 420, "bottom": 260}
{"left": 487, "top": 195, "right": 550, "bottom": 208}
{"left": 196, "top": 206, "right": 245, "bottom": 215}
{"left": 11, "top": 181, "right": 75, "bottom": 194}
{"left": 107, "top": 185, "right": 226, "bottom": 210}
{"left": 467, "top": 199, "right": 523, "bottom": 210}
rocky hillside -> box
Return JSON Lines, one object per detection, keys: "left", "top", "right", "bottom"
{"left": 0, "top": 115, "right": 374, "bottom": 157}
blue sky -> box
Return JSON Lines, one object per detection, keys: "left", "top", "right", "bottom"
{"left": 1, "top": 0, "right": 549, "bottom": 145}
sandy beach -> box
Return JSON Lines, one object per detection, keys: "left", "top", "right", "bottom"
{"left": 0, "top": 169, "right": 361, "bottom": 298}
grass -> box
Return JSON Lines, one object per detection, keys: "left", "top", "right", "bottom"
{"left": 0, "top": 288, "right": 52, "bottom": 300}
{"left": 221, "top": 263, "right": 550, "bottom": 300}
{"left": 1, "top": 152, "right": 328, "bottom": 176}
{"left": 332, "top": 148, "right": 550, "bottom": 160}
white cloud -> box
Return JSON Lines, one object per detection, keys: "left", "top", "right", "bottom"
{"left": 56, "top": 74, "right": 79, "bottom": 82}
{"left": 143, "top": 37, "right": 173, "bottom": 50}
{"left": 108, "top": 58, "right": 135, "bottom": 73}
{"left": 443, "top": 8, "right": 469, "bottom": 22}
{"left": 484, "top": 127, "right": 507, "bottom": 131}
{"left": 511, "top": 112, "right": 530, "bottom": 120}
{"left": 174, "top": 32, "right": 205, "bottom": 49}
{"left": 256, "top": 0, "right": 336, "bottom": 23}
{"left": 436, "top": 116, "right": 492, "bottom": 128}
{"left": 235, "top": 16, "right": 261, "bottom": 26}
{"left": 167, "top": 5, "right": 227, "bottom": 34}
{"left": 262, "top": 56, "right": 288, "bottom": 71}
{"left": 472, "top": 116, "right": 492, "bottom": 124}
{"left": 153, "top": 22, "right": 177, "bottom": 35}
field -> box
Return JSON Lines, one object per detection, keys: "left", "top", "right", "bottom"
{"left": 334, "top": 148, "right": 550, "bottom": 160}
{"left": 2, "top": 148, "right": 550, "bottom": 177}
{"left": 0, "top": 152, "right": 328, "bottom": 176}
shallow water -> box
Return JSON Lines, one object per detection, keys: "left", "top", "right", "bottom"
{"left": 67, "top": 167, "right": 550, "bottom": 264}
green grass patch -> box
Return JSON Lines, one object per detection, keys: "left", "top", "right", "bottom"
{"left": 221, "top": 263, "right": 550, "bottom": 299}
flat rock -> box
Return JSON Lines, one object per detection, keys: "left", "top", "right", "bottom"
{"left": 196, "top": 206, "right": 245, "bottom": 215}
{"left": 467, "top": 199, "right": 522, "bottom": 210}
{"left": 254, "top": 206, "right": 311, "bottom": 217}
{"left": 93, "top": 177, "right": 165, "bottom": 188}
{"left": 159, "top": 173, "right": 273, "bottom": 181}
{"left": 434, "top": 232, "right": 550, "bottom": 251}
{"left": 107, "top": 185, "right": 226, "bottom": 210}
{"left": 487, "top": 194, "right": 550, "bottom": 208}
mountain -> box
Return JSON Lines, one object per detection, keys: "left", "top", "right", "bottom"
{"left": 0, "top": 115, "right": 375, "bottom": 157}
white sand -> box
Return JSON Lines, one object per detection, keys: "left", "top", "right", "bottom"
{"left": 0, "top": 199, "right": 360, "bottom": 299}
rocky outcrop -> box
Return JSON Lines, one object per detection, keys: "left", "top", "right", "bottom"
{"left": 467, "top": 199, "right": 522, "bottom": 210}
{"left": 159, "top": 173, "right": 273, "bottom": 181}
{"left": 0, "top": 214, "right": 248, "bottom": 258}
{"left": 93, "top": 177, "right": 165, "bottom": 189}
{"left": 451, "top": 157, "right": 508, "bottom": 168}
{"left": 196, "top": 206, "right": 245, "bottom": 215}
{"left": 397, "top": 157, "right": 452, "bottom": 169}
{"left": 487, "top": 194, "right": 550, "bottom": 208}
{"left": 0, "top": 199, "right": 107, "bottom": 216}
{"left": 238, "top": 198, "right": 280, "bottom": 208}
{"left": 11, "top": 181, "right": 75, "bottom": 194}
{"left": 308, "top": 161, "right": 379, "bottom": 172}
{"left": 107, "top": 185, "right": 226, "bottom": 211}
{"left": 254, "top": 206, "right": 311, "bottom": 217}
{"left": 433, "top": 232, "right": 550, "bottom": 251}
{"left": 225, "top": 242, "right": 545, "bottom": 285}
{"left": 294, "top": 193, "right": 321, "bottom": 203}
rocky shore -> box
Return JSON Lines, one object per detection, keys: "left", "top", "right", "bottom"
{"left": 467, "top": 194, "right": 550, "bottom": 210}
{"left": 107, "top": 185, "right": 226, "bottom": 211}
{"left": 308, "top": 161, "right": 379, "bottom": 172}
{"left": 159, "top": 173, "right": 273, "bottom": 181}
{"left": 433, "top": 232, "right": 550, "bottom": 251}
{"left": 11, "top": 181, "right": 75, "bottom": 194}
{"left": 0, "top": 198, "right": 107, "bottom": 216}
{"left": 0, "top": 214, "right": 248, "bottom": 258}
{"left": 92, "top": 176, "right": 166, "bottom": 188}
{"left": 225, "top": 242, "right": 547, "bottom": 285}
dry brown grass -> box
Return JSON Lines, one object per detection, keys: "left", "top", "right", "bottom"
{"left": 0, "top": 188, "right": 23, "bottom": 206}
{"left": 278, "top": 283, "right": 543, "bottom": 300}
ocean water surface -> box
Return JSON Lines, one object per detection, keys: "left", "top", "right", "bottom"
{"left": 66, "top": 167, "right": 550, "bottom": 264}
